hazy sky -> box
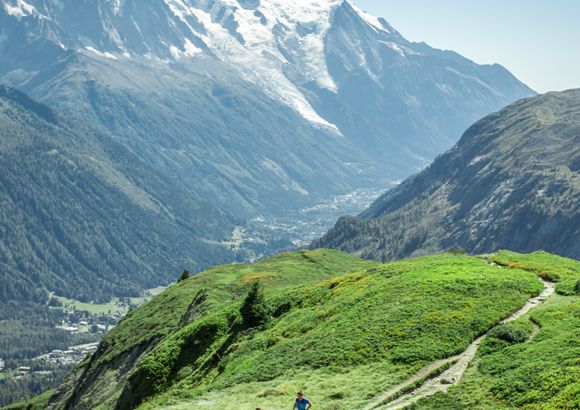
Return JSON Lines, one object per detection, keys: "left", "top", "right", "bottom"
{"left": 353, "top": 0, "right": 579, "bottom": 94}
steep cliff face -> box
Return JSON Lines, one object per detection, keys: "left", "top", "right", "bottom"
{"left": 0, "top": 0, "right": 535, "bottom": 219}
{"left": 47, "top": 339, "right": 158, "bottom": 410}
{"left": 310, "top": 89, "right": 580, "bottom": 261}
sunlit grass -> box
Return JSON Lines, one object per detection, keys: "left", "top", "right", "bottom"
{"left": 125, "top": 253, "right": 542, "bottom": 409}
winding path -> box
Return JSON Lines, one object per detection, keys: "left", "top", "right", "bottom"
{"left": 366, "top": 280, "right": 555, "bottom": 410}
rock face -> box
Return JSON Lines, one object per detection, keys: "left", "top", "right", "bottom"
{"left": 0, "top": 0, "right": 535, "bottom": 219}
{"left": 310, "top": 89, "right": 580, "bottom": 261}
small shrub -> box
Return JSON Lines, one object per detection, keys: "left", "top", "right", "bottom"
{"left": 576, "top": 278, "right": 580, "bottom": 293}
{"left": 447, "top": 246, "right": 467, "bottom": 255}
{"left": 48, "top": 297, "right": 63, "bottom": 307}
{"left": 487, "top": 324, "right": 529, "bottom": 344}
{"left": 257, "top": 388, "right": 283, "bottom": 398}
{"left": 327, "top": 389, "right": 350, "bottom": 400}
{"left": 267, "top": 332, "right": 280, "bottom": 347}
{"left": 469, "top": 318, "right": 485, "bottom": 333}
{"left": 555, "top": 280, "right": 576, "bottom": 295}
{"left": 477, "top": 337, "right": 512, "bottom": 356}
{"left": 176, "top": 365, "right": 193, "bottom": 381}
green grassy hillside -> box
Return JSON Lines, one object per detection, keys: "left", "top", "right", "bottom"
{"left": 0, "top": 389, "right": 55, "bottom": 410}
{"left": 13, "top": 249, "right": 580, "bottom": 410}
{"left": 97, "top": 249, "right": 377, "bottom": 365}
{"left": 44, "top": 248, "right": 547, "bottom": 410}
{"left": 47, "top": 250, "right": 378, "bottom": 409}
{"left": 409, "top": 251, "right": 580, "bottom": 410}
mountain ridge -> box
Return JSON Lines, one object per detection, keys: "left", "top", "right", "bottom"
{"left": 310, "top": 88, "right": 580, "bottom": 261}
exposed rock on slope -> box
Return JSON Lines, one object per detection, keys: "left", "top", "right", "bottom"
{"left": 0, "top": 0, "right": 535, "bottom": 219}
{"left": 310, "top": 89, "right": 580, "bottom": 261}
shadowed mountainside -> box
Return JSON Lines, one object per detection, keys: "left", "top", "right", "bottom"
{"left": 310, "top": 89, "right": 580, "bottom": 261}
{"left": 0, "top": 85, "right": 291, "bottom": 304}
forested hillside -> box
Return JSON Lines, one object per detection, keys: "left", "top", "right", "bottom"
{"left": 0, "top": 85, "right": 291, "bottom": 304}
{"left": 311, "top": 89, "right": 580, "bottom": 261}
{"left": 0, "top": 85, "right": 291, "bottom": 406}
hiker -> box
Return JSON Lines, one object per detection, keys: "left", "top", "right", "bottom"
{"left": 293, "top": 390, "right": 312, "bottom": 410}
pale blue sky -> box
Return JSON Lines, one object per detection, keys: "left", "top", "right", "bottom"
{"left": 353, "top": 0, "right": 579, "bottom": 94}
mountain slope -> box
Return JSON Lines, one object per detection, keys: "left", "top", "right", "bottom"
{"left": 0, "top": 0, "right": 535, "bottom": 219}
{"left": 310, "top": 89, "right": 580, "bottom": 261}
{"left": 0, "top": 85, "right": 291, "bottom": 304}
{"left": 40, "top": 249, "right": 543, "bottom": 410}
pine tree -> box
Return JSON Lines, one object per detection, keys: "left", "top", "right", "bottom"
{"left": 240, "top": 281, "right": 270, "bottom": 328}
{"left": 177, "top": 269, "right": 190, "bottom": 283}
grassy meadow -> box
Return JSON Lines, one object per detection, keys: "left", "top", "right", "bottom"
{"left": 409, "top": 251, "right": 580, "bottom": 410}
{"left": 119, "top": 251, "right": 542, "bottom": 410}
{"left": 96, "top": 249, "right": 378, "bottom": 364}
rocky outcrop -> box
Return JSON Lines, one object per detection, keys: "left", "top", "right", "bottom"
{"left": 47, "top": 339, "right": 158, "bottom": 410}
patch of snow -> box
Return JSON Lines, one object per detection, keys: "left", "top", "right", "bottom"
{"left": 161, "top": 0, "right": 344, "bottom": 134}
{"left": 446, "top": 67, "right": 501, "bottom": 96}
{"left": 84, "top": 46, "right": 118, "bottom": 60}
{"left": 347, "top": 0, "right": 389, "bottom": 33}
{"left": 168, "top": 38, "right": 203, "bottom": 57}
{"left": 111, "top": 0, "right": 127, "bottom": 16}
{"left": 79, "top": 35, "right": 97, "bottom": 49}
{"left": 536, "top": 188, "right": 546, "bottom": 197}
{"left": 436, "top": 83, "right": 452, "bottom": 95}
{"left": 3, "top": 0, "right": 36, "bottom": 20}
{"left": 401, "top": 45, "right": 420, "bottom": 55}
{"left": 469, "top": 155, "right": 487, "bottom": 166}
{"left": 378, "top": 41, "right": 404, "bottom": 56}
{"left": 183, "top": 39, "right": 201, "bottom": 56}
{"left": 169, "top": 44, "right": 181, "bottom": 59}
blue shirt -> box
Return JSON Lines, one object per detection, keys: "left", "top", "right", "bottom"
{"left": 295, "top": 398, "right": 311, "bottom": 410}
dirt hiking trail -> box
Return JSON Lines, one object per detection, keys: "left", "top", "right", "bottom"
{"left": 365, "top": 279, "right": 555, "bottom": 410}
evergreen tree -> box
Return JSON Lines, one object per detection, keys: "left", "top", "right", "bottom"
{"left": 240, "top": 281, "right": 270, "bottom": 328}
{"left": 177, "top": 269, "right": 190, "bottom": 283}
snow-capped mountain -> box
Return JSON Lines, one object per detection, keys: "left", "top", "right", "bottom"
{"left": 0, "top": 0, "right": 535, "bottom": 218}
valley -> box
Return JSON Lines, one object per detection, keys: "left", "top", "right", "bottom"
{"left": 257, "top": 187, "right": 391, "bottom": 246}
{"left": 312, "top": 89, "right": 580, "bottom": 262}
